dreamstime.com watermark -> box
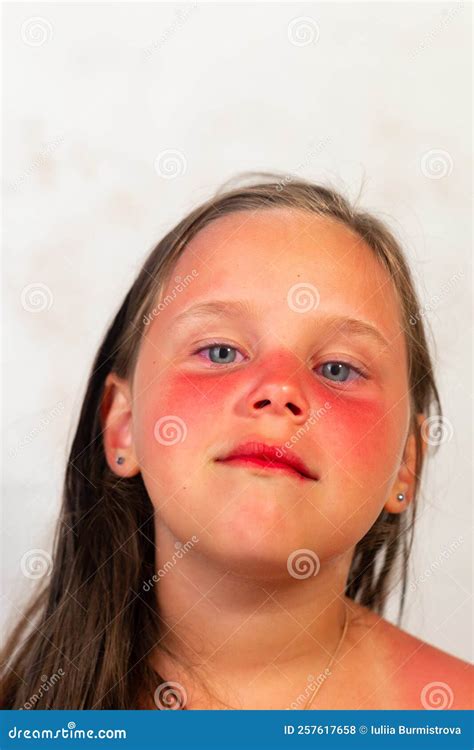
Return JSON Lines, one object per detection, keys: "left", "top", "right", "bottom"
{"left": 9, "top": 401, "right": 65, "bottom": 459}
{"left": 143, "top": 270, "right": 199, "bottom": 326}
{"left": 410, "top": 2, "right": 464, "bottom": 60}
{"left": 142, "top": 536, "right": 199, "bottom": 591}
{"left": 154, "top": 149, "right": 187, "bottom": 179}
{"left": 9, "top": 135, "right": 64, "bottom": 192}
{"left": 153, "top": 680, "right": 188, "bottom": 709}
{"left": 8, "top": 723, "right": 126, "bottom": 740}
{"left": 420, "top": 681, "right": 454, "bottom": 710}
{"left": 287, "top": 669, "right": 332, "bottom": 709}
{"left": 409, "top": 269, "right": 464, "bottom": 325}
{"left": 409, "top": 536, "right": 464, "bottom": 592}
{"left": 20, "top": 282, "right": 54, "bottom": 313}
{"left": 276, "top": 403, "right": 331, "bottom": 458}
{"left": 20, "top": 16, "right": 53, "bottom": 46}
{"left": 276, "top": 137, "right": 332, "bottom": 192}
{"left": 419, "top": 148, "right": 453, "bottom": 180}
{"left": 20, "top": 548, "right": 53, "bottom": 579}
{"left": 287, "top": 282, "right": 320, "bottom": 313}
{"left": 143, "top": 2, "right": 198, "bottom": 59}
{"left": 287, "top": 16, "right": 320, "bottom": 47}
{"left": 20, "top": 669, "right": 65, "bottom": 710}
{"left": 287, "top": 549, "right": 321, "bottom": 579}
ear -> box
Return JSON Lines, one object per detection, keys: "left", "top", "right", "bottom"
{"left": 384, "top": 413, "right": 427, "bottom": 514}
{"left": 101, "top": 372, "right": 140, "bottom": 477}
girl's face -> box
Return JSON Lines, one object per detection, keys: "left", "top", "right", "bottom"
{"left": 123, "top": 209, "right": 413, "bottom": 575}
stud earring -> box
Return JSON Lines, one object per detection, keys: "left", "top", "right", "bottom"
{"left": 396, "top": 492, "right": 405, "bottom": 502}
{"left": 116, "top": 456, "right": 125, "bottom": 465}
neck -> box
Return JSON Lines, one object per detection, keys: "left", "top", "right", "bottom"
{"left": 150, "top": 519, "right": 355, "bottom": 709}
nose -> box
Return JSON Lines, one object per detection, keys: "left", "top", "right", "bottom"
{"left": 247, "top": 380, "right": 311, "bottom": 423}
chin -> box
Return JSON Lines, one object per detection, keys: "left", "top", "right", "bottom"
{"left": 207, "top": 504, "right": 298, "bottom": 564}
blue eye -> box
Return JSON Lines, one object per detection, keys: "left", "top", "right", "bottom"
{"left": 192, "top": 345, "right": 366, "bottom": 381}
{"left": 318, "top": 362, "right": 364, "bottom": 383}
{"left": 196, "top": 344, "right": 243, "bottom": 365}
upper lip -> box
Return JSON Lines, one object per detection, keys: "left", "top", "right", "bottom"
{"left": 216, "top": 440, "right": 318, "bottom": 481}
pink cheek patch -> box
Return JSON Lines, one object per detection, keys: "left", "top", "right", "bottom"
{"left": 162, "top": 371, "right": 236, "bottom": 411}
{"left": 143, "top": 371, "right": 235, "bottom": 453}
{"left": 145, "top": 363, "right": 396, "bottom": 477}
{"left": 316, "top": 391, "right": 395, "bottom": 473}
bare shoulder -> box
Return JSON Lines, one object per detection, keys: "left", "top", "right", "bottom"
{"left": 347, "top": 600, "right": 473, "bottom": 709}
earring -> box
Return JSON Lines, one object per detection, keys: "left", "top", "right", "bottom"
{"left": 396, "top": 492, "right": 405, "bottom": 502}
{"left": 116, "top": 456, "right": 125, "bottom": 465}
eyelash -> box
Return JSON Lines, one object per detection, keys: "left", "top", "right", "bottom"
{"left": 191, "top": 341, "right": 369, "bottom": 382}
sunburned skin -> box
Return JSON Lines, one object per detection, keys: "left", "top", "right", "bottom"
{"left": 128, "top": 210, "right": 412, "bottom": 565}
{"left": 101, "top": 207, "right": 473, "bottom": 709}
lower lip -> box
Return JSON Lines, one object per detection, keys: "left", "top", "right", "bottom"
{"left": 217, "top": 455, "right": 311, "bottom": 481}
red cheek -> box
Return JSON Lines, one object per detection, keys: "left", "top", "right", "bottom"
{"left": 138, "top": 371, "right": 233, "bottom": 468}
{"left": 146, "top": 364, "right": 399, "bottom": 476}
{"left": 154, "top": 371, "right": 235, "bottom": 416}
{"left": 317, "top": 391, "right": 396, "bottom": 472}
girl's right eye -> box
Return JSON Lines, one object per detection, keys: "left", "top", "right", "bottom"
{"left": 193, "top": 343, "right": 245, "bottom": 366}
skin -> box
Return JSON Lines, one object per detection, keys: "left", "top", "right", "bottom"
{"left": 101, "top": 208, "right": 473, "bottom": 709}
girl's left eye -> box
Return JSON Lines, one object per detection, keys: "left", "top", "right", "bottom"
{"left": 316, "top": 361, "right": 366, "bottom": 383}
{"left": 194, "top": 343, "right": 245, "bottom": 366}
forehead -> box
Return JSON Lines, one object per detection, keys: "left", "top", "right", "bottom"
{"left": 159, "top": 208, "right": 404, "bottom": 339}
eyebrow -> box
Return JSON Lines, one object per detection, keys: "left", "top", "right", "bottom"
{"left": 171, "top": 299, "right": 391, "bottom": 348}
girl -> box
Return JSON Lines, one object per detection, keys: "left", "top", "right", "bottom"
{"left": 2, "top": 176, "right": 472, "bottom": 710}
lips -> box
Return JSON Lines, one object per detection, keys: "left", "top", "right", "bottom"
{"left": 216, "top": 441, "right": 318, "bottom": 481}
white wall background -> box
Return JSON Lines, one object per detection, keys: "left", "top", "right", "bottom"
{"left": 2, "top": 1, "right": 472, "bottom": 662}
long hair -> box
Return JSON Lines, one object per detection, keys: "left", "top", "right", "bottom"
{"left": 1, "top": 174, "right": 442, "bottom": 708}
